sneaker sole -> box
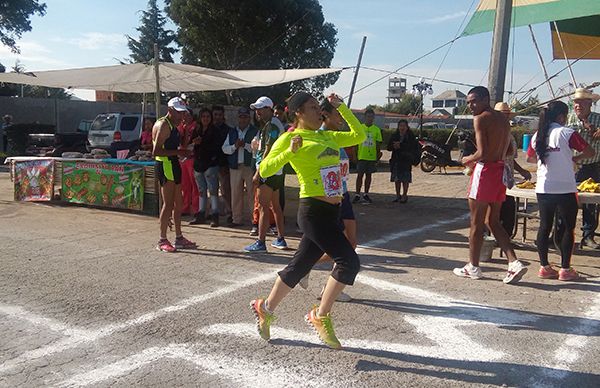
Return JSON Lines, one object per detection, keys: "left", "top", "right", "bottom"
{"left": 249, "top": 300, "right": 270, "bottom": 341}
{"left": 304, "top": 314, "right": 341, "bottom": 349}
{"left": 504, "top": 267, "right": 528, "bottom": 284}
{"left": 270, "top": 244, "right": 288, "bottom": 250}
{"left": 156, "top": 246, "right": 177, "bottom": 253}
{"left": 452, "top": 269, "right": 482, "bottom": 279}
{"left": 244, "top": 248, "right": 267, "bottom": 253}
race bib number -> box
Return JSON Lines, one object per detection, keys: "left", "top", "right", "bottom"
{"left": 339, "top": 158, "right": 350, "bottom": 184}
{"left": 320, "top": 165, "right": 342, "bottom": 197}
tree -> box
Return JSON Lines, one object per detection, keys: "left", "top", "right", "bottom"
{"left": 126, "top": 0, "right": 178, "bottom": 63}
{"left": 166, "top": 0, "right": 338, "bottom": 105}
{"left": 384, "top": 94, "right": 421, "bottom": 115}
{"left": 0, "top": 1, "right": 46, "bottom": 53}
{"left": 512, "top": 96, "right": 542, "bottom": 116}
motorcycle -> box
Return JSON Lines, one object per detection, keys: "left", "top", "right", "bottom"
{"left": 419, "top": 127, "right": 476, "bottom": 173}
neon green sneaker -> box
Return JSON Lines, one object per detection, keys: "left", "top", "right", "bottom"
{"left": 250, "top": 298, "right": 275, "bottom": 341}
{"left": 305, "top": 306, "right": 341, "bottom": 349}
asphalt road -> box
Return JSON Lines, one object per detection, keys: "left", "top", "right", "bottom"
{"left": 1, "top": 166, "right": 599, "bottom": 388}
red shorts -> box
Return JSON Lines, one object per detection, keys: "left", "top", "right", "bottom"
{"left": 467, "top": 161, "right": 506, "bottom": 203}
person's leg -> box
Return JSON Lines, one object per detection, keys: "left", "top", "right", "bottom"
{"left": 402, "top": 182, "right": 409, "bottom": 197}
{"left": 219, "top": 167, "right": 232, "bottom": 217}
{"left": 364, "top": 172, "right": 372, "bottom": 194}
{"left": 557, "top": 194, "right": 578, "bottom": 269}
{"left": 468, "top": 199, "right": 489, "bottom": 267}
{"left": 179, "top": 161, "right": 191, "bottom": 215}
{"left": 394, "top": 181, "right": 401, "bottom": 199}
{"left": 206, "top": 166, "right": 220, "bottom": 224}
{"left": 270, "top": 182, "right": 285, "bottom": 239}
{"left": 173, "top": 183, "right": 183, "bottom": 236}
{"left": 499, "top": 195, "right": 516, "bottom": 237}
{"left": 355, "top": 170, "right": 364, "bottom": 196}
{"left": 258, "top": 184, "right": 274, "bottom": 242}
{"left": 243, "top": 166, "right": 255, "bottom": 224}
{"left": 487, "top": 202, "right": 518, "bottom": 262}
{"left": 536, "top": 194, "right": 556, "bottom": 267}
{"left": 194, "top": 170, "right": 208, "bottom": 215}
{"left": 342, "top": 219, "right": 357, "bottom": 249}
{"left": 252, "top": 188, "right": 260, "bottom": 226}
{"left": 279, "top": 174, "right": 286, "bottom": 211}
{"left": 230, "top": 168, "right": 244, "bottom": 224}
{"left": 159, "top": 181, "right": 175, "bottom": 239}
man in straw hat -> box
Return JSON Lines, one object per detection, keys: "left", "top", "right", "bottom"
{"left": 569, "top": 88, "right": 600, "bottom": 249}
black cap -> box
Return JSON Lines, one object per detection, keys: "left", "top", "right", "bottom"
{"left": 238, "top": 107, "right": 251, "bottom": 116}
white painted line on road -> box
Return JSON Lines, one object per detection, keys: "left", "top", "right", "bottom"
{"left": 58, "top": 343, "right": 333, "bottom": 388}
{"left": 0, "top": 271, "right": 277, "bottom": 375}
{"left": 0, "top": 304, "right": 93, "bottom": 338}
{"left": 357, "top": 213, "right": 469, "bottom": 249}
{"left": 198, "top": 322, "right": 504, "bottom": 362}
{"left": 530, "top": 293, "right": 600, "bottom": 387}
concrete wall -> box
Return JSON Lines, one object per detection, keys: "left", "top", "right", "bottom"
{"left": 0, "top": 96, "right": 244, "bottom": 132}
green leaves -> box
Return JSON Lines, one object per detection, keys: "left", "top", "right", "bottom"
{"left": 0, "top": 0, "right": 46, "bottom": 53}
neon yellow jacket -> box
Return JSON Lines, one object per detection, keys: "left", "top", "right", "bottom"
{"left": 259, "top": 103, "right": 366, "bottom": 198}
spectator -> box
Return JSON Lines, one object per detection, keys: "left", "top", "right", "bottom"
{"left": 212, "top": 105, "right": 233, "bottom": 224}
{"left": 140, "top": 117, "right": 155, "bottom": 151}
{"left": 568, "top": 88, "right": 600, "bottom": 250}
{"left": 222, "top": 107, "right": 258, "bottom": 226}
{"left": 353, "top": 108, "right": 382, "bottom": 204}
{"left": 527, "top": 100, "right": 594, "bottom": 281}
{"left": 387, "top": 119, "right": 419, "bottom": 203}
{"left": 178, "top": 109, "right": 199, "bottom": 216}
{"left": 190, "top": 108, "right": 221, "bottom": 227}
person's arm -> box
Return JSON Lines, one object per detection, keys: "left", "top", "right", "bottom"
{"left": 570, "top": 131, "right": 595, "bottom": 162}
{"left": 258, "top": 132, "right": 295, "bottom": 178}
{"left": 526, "top": 132, "right": 537, "bottom": 164}
{"left": 513, "top": 161, "right": 532, "bottom": 181}
{"left": 329, "top": 103, "right": 367, "bottom": 147}
{"left": 461, "top": 115, "right": 486, "bottom": 166}
{"left": 387, "top": 135, "right": 395, "bottom": 152}
{"left": 152, "top": 121, "right": 187, "bottom": 158}
{"left": 221, "top": 133, "right": 236, "bottom": 155}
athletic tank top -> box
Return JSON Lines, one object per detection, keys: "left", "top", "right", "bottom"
{"left": 154, "top": 116, "right": 180, "bottom": 162}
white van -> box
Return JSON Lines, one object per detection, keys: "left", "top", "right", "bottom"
{"left": 87, "top": 113, "right": 148, "bottom": 149}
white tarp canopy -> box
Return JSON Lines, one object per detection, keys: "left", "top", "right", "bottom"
{"left": 0, "top": 62, "right": 342, "bottom": 93}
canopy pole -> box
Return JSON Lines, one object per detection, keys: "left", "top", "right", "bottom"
{"left": 141, "top": 92, "right": 147, "bottom": 120}
{"left": 347, "top": 36, "right": 367, "bottom": 108}
{"left": 488, "top": 0, "right": 512, "bottom": 105}
{"left": 552, "top": 21, "right": 577, "bottom": 87}
{"left": 154, "top": 43, "right": 161, "bottom": 117}
{"left": 528, "top": 25, "right": 556, "bottom": 98}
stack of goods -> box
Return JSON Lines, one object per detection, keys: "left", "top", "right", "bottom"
{"left": 128, "top": 150, "right": 153, "bottom": 161}
{"left": 61, "top": 152, "right": 84, "bottom": 159}
{"left": 577, "top": 178, "right": 600, "bottom": 193}
{"left": 516, "top": 180, "right": 536, "bottom": 189}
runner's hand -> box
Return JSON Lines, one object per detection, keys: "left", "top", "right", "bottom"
{"left": 290, "top": 135, "right": 303, "bottom": 153}
{"left": 327, "top": 93, "right": 343, "bottom": 108}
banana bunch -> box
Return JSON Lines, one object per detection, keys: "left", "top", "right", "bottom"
{"left": 577, "top": 178, "right": 600, "bottom": 193}
{"left": 516, "top": 180, "right": 536, "bottom": 189}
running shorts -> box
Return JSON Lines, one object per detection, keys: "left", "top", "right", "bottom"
{"left": 156, "top": 158, "right": 182, "bottom": 186}
{"left": 467, "top": 161, "right": 506, "bottom": 203}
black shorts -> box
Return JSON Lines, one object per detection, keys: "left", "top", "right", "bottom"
{"left": 156, "top": 158, "right": 182, "bottom": 186}
{"left": 259, "top": 174, "right": 284, "bottom": 191}
{"left": 357, "top": 160, "right": 378, "bottom": 174}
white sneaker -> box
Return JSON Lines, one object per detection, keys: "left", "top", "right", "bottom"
{"left": 503, "top": 260, "right": 528, "bottom": 284}
{"left": 299, "top": 273, "right": 310, "bottom": 290}
{"left": 318, "top": 286, "right": 352, "bottom": 302}
{"left": 452, "top": 263, "right": 482, "bottom": 279}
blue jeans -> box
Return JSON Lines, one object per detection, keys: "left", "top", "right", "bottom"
{"left": 194, "top": 166, "right": 220, "bottom": 215}
{"left": 576, "top": 163, "right": 600, "bottom": 239}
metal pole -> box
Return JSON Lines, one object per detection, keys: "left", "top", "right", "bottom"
{"left": 552, "top": 21, "right": 578, "bottom": 87}
{"left": 488, "top": 0, "right": 513, "bottom": 105}
{"left": 154, "top": 43, "right": 161, "bottom": 117}
{"left": 528, "top": 25, "right": 556, "bottom": 98}
{"left": 347, "top": 36, "right": 367, "bottom": 108}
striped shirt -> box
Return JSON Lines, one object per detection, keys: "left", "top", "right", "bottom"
{"left": 569, "top": 111, "right": 600, "bottom": 165}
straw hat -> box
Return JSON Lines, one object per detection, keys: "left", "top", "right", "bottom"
{"left": 572, "top": 88, "right": 600, "bottom": 102}
{"left": 494, "top": 102, "right": 517, "bottom": 118}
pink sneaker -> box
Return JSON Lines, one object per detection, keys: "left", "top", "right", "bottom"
{"left": 538, "top": 266, "right": 559, "bottom": 279}
{"left": 558, "top": 268, "right": 579, "bottom": 281}
{"left": 174, "top": 236, "right": 197, "bottom": 249}
{"left": 157, "top": 239, "right": 177, "bottom": 253}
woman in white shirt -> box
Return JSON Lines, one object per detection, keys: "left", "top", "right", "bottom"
{"left": 526, "top": 101, "right": 594, "bottom": 281}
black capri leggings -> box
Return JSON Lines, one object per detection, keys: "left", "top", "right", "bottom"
{"left": 278, "top": 197, "right": 360, "bottom": 287}
{"left": 536, "top": 193, "right": 579, "bottom": 269}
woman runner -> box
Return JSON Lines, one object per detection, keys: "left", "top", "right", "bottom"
{"left": 250, "top": 92, "right": 365, "bottom": 349}
{"left": 526, "top": 101, "right": 594, "bottom": 281}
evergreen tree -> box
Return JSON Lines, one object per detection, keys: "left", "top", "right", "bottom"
{"left": 126, "top": 0, "right": 178, "bottom": 63}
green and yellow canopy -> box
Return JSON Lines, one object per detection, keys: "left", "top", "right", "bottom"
{"left": 462, "top": 0, "right": 600, "bottom": 59}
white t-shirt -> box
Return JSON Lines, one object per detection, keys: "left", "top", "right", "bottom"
{"left": 527, "top": 123, "right": 588, "bottom": 194}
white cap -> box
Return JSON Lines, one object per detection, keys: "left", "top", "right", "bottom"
{"left": 250, "top": 96, "right": 273, "bottom": 110}
{"left": 167, "top": 97, "right": 188, "bottom": 112}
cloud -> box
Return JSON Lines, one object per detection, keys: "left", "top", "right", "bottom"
{"left": 0, "top": 41, "right": 69, "bottom": 69}
{"left": 57, "top": 32, "right": 127, "bottom": 50}
{"left": 409, "top": 11, "right": 468, "bottom": 25}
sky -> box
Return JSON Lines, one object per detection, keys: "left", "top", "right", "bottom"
{"left": 1, "top": 0, "right": 598, "bottom": 110}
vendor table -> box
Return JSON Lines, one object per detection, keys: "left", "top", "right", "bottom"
{"left": 506, "top": 187, "right": 600, "bottom": 242}
{"left": 6, "top": 157, "right": 160, "bottom": 216}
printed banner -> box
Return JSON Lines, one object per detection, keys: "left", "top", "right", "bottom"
{"left": 14, "top": 159, "right": 54, "bottom": 201}
{"left": 61, "top": 161, "right": 144, "bottom": 210}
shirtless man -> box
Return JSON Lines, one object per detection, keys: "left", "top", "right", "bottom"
{"left": 454, "top": 86, "right": 527, "bottom": 284}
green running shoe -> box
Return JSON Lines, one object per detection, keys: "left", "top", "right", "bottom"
{"left": 305, "top": 305, "right": 341, "bottom": 349}
{"left": 250, "top": 298, "right": 275, "bottom": 341}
